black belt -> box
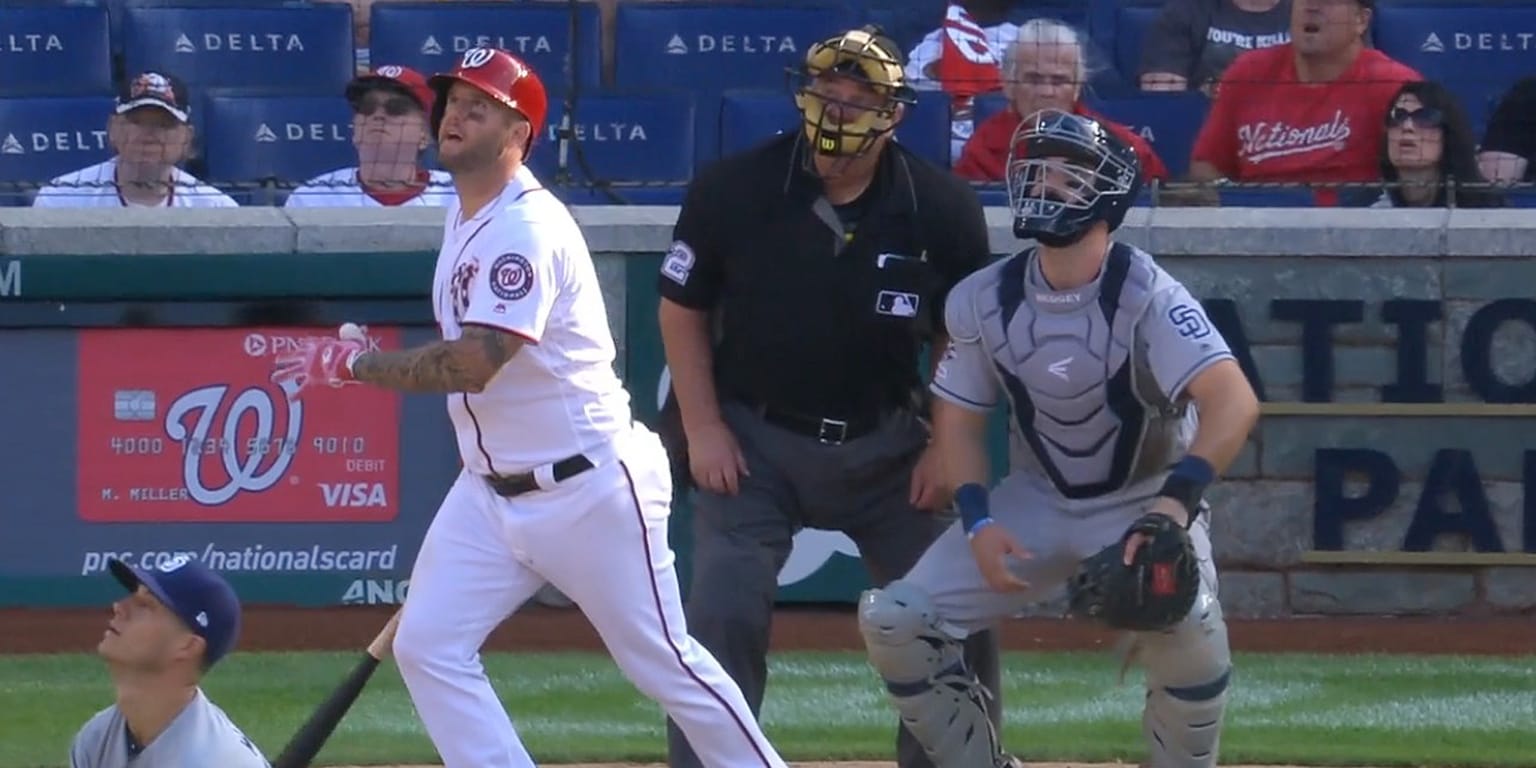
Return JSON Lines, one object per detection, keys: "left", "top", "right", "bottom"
{"left": 485, "top": 454, "right": 595, "bottom": 498}
{"left": 756, "top": 404, "right": 883, "bottom": 445}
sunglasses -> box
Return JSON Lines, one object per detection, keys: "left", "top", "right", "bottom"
{"left": 1387, "top": 106, "right": 1444, "bottom": 129}
{"left": 355, "top": 95, "right": 420, "bottom": 117}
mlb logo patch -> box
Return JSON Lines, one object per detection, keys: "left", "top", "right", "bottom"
{"left": 875, "top": 290, "right": 920, "bottom": 318}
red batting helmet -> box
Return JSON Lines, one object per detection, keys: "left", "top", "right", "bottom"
{"left": 428, "top": 46, "right": 547, "bottom": 152}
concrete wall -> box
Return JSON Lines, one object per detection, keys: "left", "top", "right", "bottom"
{"left": 3, "top": 206, "right": 1533, "bottom": 618}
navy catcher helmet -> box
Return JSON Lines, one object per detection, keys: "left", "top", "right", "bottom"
{"left": 1006, "top": 109, "right": 1143, "bottom": 247}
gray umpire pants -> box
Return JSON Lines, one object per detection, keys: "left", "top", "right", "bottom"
{"left": 665, "top": 400, "right": 1003, "bottom": 768}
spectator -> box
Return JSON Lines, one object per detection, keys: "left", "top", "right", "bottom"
{"left": 954, "top": 18, "right": 1169, "bottom": 183}
{"left": 904, "top": 1, "right": 1021, "bottom": 161}
{"left": 1347, "top": 81, "right": 1503, "bottom": 208}
{"left": 1179, "top": 0, "right": 1419, "bottom": 205}
{"left": 1140, "top": 0, "right": 1292, "bottom": 96}
{"left": 285, "top": 65, "right": 455, "bottom": 208}
{"left": 1188, "top": 0, "right": 1420, "bottom": 205}
{"left": 315, "top": 0, "right": 376, "bottom": 72}
{"left": 32, "top": 72, "right": 237, "bottom": 209}
{"left": 1478, "top": 75, "right": 1536, "bottom": 185}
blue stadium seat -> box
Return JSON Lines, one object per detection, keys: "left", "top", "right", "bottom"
{"left": 1082, "top": 91, "right": 1210, "bottom": 179}
{"left": 614, "top": 1, "right": 857, "bottom": 92}
{"left": 713, "top": 87, "right": 949, "bottom": 168}
{"left": 369, "top": 2, "right": 602, "bottom": 93}
{"left": 900, "top": 89, "right": 953, "bottom": 167}
{"left": 717, "top": 89, "right": 798, "bottom": 159}
{"left": 0, "top": 6, "right": 113, "bottom": 96}
{"left": 859, "top": 1, "right": 944, "bottom": 60}
{"left": 120, "top": 4, "right": 354, "bottom": 95}
{"left": 200, "top": 92, "right": 354, "bottom": 185}
{"left": 1505, "top": 186, "right": 1536, "bottom": 208}
{"left": 1373, "top": 3, "right": 1536, "bottom": 136}
{"left": 0, "top": 96, "right": 116, "bottom": 187}
{"left": 1111, "top": 3, "right": 1161, "bottom": 90}
{"left": 528, "top": 92, "right": 695, "bottom": 190}
{"left": 107, "top": 0, "right": 310, "bottom": 56}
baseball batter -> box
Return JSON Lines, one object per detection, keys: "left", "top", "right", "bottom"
{"left": 71, "top": 555, "right": 269, "bottom": 767}
{"left": 270, "top": 47, "right": 787, "bottom": 768}
{"left": 857, "top": 110, "right": 1260, "bottom": 768}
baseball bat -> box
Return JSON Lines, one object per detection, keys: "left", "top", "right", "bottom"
{"left": 271, "top": 607, "right": 403, "bottom": 768}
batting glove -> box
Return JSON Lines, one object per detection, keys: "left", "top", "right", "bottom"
{"left": 270, "top": 323, "right": 369, "bottom": 398}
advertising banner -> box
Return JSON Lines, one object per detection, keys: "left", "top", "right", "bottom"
{"left": 0, "top": 325, "right": 462, "bottom": 609}
{"left": 76, "top": 327, "right": 403, "bottom": 524}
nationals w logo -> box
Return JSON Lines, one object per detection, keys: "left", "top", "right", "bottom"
{"left": 163, "top": 382, "right": 304, "bottom": 506}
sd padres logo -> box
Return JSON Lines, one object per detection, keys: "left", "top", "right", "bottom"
{"left": 1167, "top": 303, "right": 1212, "bottom": 340}
{"left": 376, "top": 65, "right": 405, "bottom": 78}
{"left": 490, "top": 253, "right": 534, "bottom": 301}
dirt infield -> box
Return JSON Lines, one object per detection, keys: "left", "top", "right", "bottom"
{"left": 2, "top": 603, "right": 1532, "bottom": 655}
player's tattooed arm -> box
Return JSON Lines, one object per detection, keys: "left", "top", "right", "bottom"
{"left": 350, "top": 325, "right": 525, "bottom": 393}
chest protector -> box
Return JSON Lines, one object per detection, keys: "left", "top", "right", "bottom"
{"left": 975, "top": 243, "right": 1188, "bottom": 499}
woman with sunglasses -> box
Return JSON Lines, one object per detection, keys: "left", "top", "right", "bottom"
{"left": 1346, "top": 80, "right": 1504, "bottom": 208}
{"left": 285, "top": 65, "right": 457, "bottom": 208}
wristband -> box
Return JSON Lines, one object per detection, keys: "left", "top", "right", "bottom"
{"left": 1158, "top": 455, "right": 1214, "bottom": 527}
{"left": 955, "top": 483, "right": 991, "bottom": 535}
{"left": 966, "top": 517, "right": 996, "bottom": 539}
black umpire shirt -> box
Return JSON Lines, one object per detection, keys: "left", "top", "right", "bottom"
{"left": 657, "top": 131, "right": 991, "bottom": 425}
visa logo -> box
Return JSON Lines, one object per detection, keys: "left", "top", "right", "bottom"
{"left": 319, "top": 482, "right": 388, "bottom": 507}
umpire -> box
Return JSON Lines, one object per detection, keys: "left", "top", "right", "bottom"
{"left": 657, "top": 25, "right": 1003, "bottom": 768}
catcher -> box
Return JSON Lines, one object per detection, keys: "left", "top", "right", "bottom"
{"left": 856, "top": 109, "right": 1260, "bottom": 768}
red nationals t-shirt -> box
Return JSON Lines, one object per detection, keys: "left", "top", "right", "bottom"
{"left": 1192, "top": 44, "right": 1421, "bottom": 197}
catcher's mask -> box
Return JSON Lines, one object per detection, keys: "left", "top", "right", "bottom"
{"left": 1006, "top": 109, "right": 1142, "bottom": 248}
{"left": 789, "top": 25, "right": 916, "bottom": 168}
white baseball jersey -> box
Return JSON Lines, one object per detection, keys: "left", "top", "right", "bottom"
{"left": 283, "top": 168, "right": 457, "bottom": 208}
{"left": 32, "top": 158, "right": 239, "bottom": 208}
{"left": 69, "top": 689, "right": 270, "bottom": 768}
{"left": 433, "top": 164, "right": 632, "bottom": 474}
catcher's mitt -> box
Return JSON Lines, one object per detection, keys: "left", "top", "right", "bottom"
{"left": 1066, "top": 512, "right": 1200, "bottom": 632}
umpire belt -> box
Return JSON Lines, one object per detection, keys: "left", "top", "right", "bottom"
{"left": 485, "top": 454, "right": 596, "bottom": 498}
{"left": 754, "top": 404, "right": 882, "bottom": 445}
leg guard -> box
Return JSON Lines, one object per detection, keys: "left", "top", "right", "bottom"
{"left": 1137, "top": 588, "right": 1231, "bottom": 768}
{"left": 859, "top": 580, "right": 1007, "bottom": 768}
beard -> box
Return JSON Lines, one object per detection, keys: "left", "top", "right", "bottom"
{"left": 438, "top": 134, "right": 506, "bottom": 174}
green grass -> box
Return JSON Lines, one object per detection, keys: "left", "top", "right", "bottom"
{"left": 1, "top": 651, "right": 1532, "bottom": 768}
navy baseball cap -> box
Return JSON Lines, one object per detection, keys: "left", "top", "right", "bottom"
{"left": 109, "top": 555, "right": 242, "bottom": 669}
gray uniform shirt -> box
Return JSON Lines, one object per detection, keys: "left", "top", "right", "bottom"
{"left": 1139, "top": 0, "right": 1291, "bottom": 91}
{"left": 932, "top": 243, "right": 1234, "bottom": 513}
{"left": 70, "top": 689, "right": 271, "bottom": 768}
